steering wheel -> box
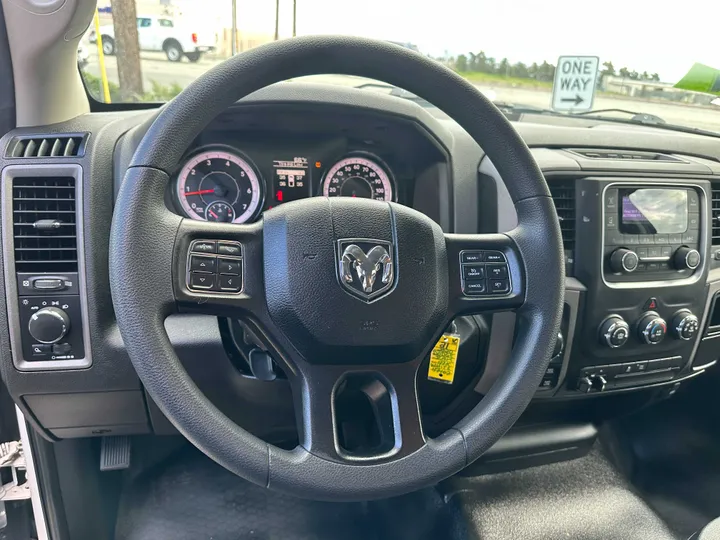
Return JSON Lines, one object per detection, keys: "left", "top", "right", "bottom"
{"left": 109, "top": 36, "right": 563, "bottom": 501}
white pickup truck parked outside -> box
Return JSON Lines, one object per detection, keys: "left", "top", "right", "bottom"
{"left": 89, "top": 15, "right": 216, "bottom": 62}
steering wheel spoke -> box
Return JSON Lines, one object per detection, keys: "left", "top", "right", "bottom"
{"left": 292, "top": 360, "right": 425, "bottom": 463}
{"left": 173, "top": 218, "right": 265, "bottom": 318}
{"left": 445, "top": 233, "right": 525, "bottom": 316}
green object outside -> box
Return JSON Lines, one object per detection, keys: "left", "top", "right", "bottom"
{"left": 674, "top": 63, "right": 720, "bottom": 95}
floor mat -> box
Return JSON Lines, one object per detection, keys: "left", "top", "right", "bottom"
{"left": 441, "top": 447, "right": 679, "bottom": 540}
{"left": 114, "top": 446, "right": 464, "bottom": 540}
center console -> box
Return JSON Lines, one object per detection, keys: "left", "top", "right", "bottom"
{"left": 549, "top": 176, "right": 712, "bottom": 397}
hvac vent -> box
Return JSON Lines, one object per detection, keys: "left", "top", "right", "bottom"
{"left": 12, "top": 177, "right": 78, "bottom": 272}
{"left": 7, "top": 135, "right": 86, "bottom": 158}
{"left": 568, "top": 149, "right": 683, "bottom": 163}
{"left": 712, "top": 183, "right": 720, "bottom": 246}
{"left": 549, "top": 180, "right": 576, "bottom": 252}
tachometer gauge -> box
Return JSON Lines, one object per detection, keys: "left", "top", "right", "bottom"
{"left": 176, "top": 147, "right": 264, "bottom": 223}
{"left": 321, "top": 154, "right": 394, "bottom": 201}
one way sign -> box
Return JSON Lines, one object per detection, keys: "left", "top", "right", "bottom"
{"left": 551, "top": 56, "right": 599, "bottom": 112}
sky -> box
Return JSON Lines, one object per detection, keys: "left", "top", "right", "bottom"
{"left": 224, "top": 0, "right": 719, "bottom": 83}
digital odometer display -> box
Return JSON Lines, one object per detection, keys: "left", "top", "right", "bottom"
{"left": 272, "top": 157, "right": 310, "bottom": 205}
{"left": 176, "top": 148, "right": 263, "bottom": 223}
{"left": 620, "top": 188, "right": 688, "bottom": 234}
{"left": 322, "top": 155, "right": 394, "bottom": 201}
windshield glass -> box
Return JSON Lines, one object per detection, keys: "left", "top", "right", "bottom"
{"left": 80, "top": 0, "right": 720, "bottom": 134}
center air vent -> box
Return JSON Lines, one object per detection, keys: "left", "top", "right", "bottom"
{"left": 549, "top": 180, "right": 576, "bottom": 275}
{"left": 712, "top": 182, "right": 720, "bottom": 246}
{"left": 12, "top": 177, "right": 78, "bottom": 272}
{"left": 7, "top": 135, "right": 86, "bottom": 158}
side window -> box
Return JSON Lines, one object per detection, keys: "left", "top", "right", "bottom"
{"left": 158, "top": 19, "right": 174, "bottom": 28}
{"left": 137, "top": 18, "right": 152, "bottom": 28}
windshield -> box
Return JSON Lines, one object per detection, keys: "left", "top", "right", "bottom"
{"left": 80, "top": 0, "right": 720, "bottom": 134}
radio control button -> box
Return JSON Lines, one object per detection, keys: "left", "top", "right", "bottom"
{"left": 674, "top": 247, "right": 701, "bottom": 270}
{"left": 610, "top": 248, "right": 638, "bottom": 273}
{"left": 688, "top": 190, "right": 700, "bottom": 212}
{"left": 639, "top": 234, "right": 654, "bottom": 245}
{"left": 682, "top": 232, "right": 698, "bottom": 244}
{"left": 606, "top": 231, "right": 624, "bottom": 245}
{"left": 624, "top": 235, "right": 640, "bottom": 245}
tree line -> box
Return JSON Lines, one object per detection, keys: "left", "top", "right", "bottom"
{"left": 452, "top": 52, "right": 661, "bottom": 83}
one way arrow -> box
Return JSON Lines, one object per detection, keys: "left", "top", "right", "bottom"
{"left": 561, "top": 94, "right": 584, "bottom": 106}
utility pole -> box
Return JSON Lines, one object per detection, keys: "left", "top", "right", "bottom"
{"left": 274, "top": 0, "right": 280, "bottom": 41}
{"left": 231, "top": 0, "right": 237, "bottom": 55}
{"left": 293, "top": 0, "right": 297, "bottom": 37}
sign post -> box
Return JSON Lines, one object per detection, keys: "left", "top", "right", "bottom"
{"left": 552, "top": 56, "right": 600, "bottom": 112}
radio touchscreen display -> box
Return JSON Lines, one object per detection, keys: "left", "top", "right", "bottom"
{"left": 620, "top": 188, "right": 688, "bottom": 235}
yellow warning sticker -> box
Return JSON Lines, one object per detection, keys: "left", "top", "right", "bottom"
{"left": 428, "top": 334, "right": 460, "bottom": 384}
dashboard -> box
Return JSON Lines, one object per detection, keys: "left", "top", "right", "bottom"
{"left": 3, "top": 82, "right": 720, "bottom": 443}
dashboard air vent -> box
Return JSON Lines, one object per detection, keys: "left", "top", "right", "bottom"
{"left": 7, "top": 134, "right": 87, "bottom": 158}
{"left": 712, "top": 182, "right": 720, "bottom": 246}
{"left": 12, "top": 176, "right": 78, "bottom": 272}
{"left": 549, "top": 180, "right": 576, "bottom": 252}
{"left": 568, "top": 149, "right": 683, "bottom": 163}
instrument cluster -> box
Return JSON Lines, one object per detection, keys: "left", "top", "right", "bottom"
{"left": 173, "top": 143, "right": 397, "bottom": 224}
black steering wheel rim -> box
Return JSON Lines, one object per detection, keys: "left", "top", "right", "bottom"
{"left": 109, "top": 36, "right": 564, "bottom": 501}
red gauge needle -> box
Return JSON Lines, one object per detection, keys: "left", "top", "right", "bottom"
{"left": 208, "top": 209, "right": 219, "bottom": 219}
{"left": 185, "top": 189, "right": 215, "bottom": 196}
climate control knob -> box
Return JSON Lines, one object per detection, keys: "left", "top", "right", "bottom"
{"left": 609, "top": 248, "right": 639, "bottom": 273}
{"left": 599, "top": 315, "right": 630, "bottom": 348}
{"left": 28, "top": 307, "right": 70, "bottom": 344}
{"left": 671, "top": 310, "right": 699, "bottom": 341}
{"left": 674, "top": 247, "right": 701, "bottom": 270}
{"left": 637, "top": 312, "right": 667, "bottom": 345}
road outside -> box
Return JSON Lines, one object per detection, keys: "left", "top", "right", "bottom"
{"left": 81, "top": 50, "right": 720, "bottom": 133}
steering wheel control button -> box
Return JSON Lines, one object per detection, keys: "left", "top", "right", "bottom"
{"left": 599, "top": 315, "right": 630, "bottom": 349}
{"left": 486, "top": 264, "right": 508, "bottom": 279}
{"left": 186, "top": 240, "right": 243, "bottom": 294}
{"left": 484, "top": 251, "right": 506, "bottom": 263}
{"left": 191, "top": 240, "right": 217, "bottom": 254}
{"left": 638, "top": 313, "right": 667, "bottom": 345}
{"left": 218, "top": 242, "right": 242, "bottom": 256}
{"left": 190, "top": 255, "right": 216, "bottom": 273}
{"left": 489, "top": 279, "right": 510, "bottom": 294}
{"left": 218, "top": 258, "right": 241, "bottom": 275}
{"left": 463, "top": 280, "right": 487, "bottom": 295}
{"left": 461, "top": 251, "right": 483, "bottom": 264}
{"left": 218, "top": 275, "right": 242, "bottom": 292}
{"left": 671, "top": 310, "right": 699, "bottom": 341}
{"left": 462, "top": 265, "right": 485, "bottom": 279}
{"left": 189, "top": 273, "right": 215, "bottom": 290}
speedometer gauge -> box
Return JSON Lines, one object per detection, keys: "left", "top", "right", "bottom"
{"left": 176, "top": 147, "right": 264, "bottom": 223}
{"left": 322, "top": 154, "right": 394, "bottom": 201}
